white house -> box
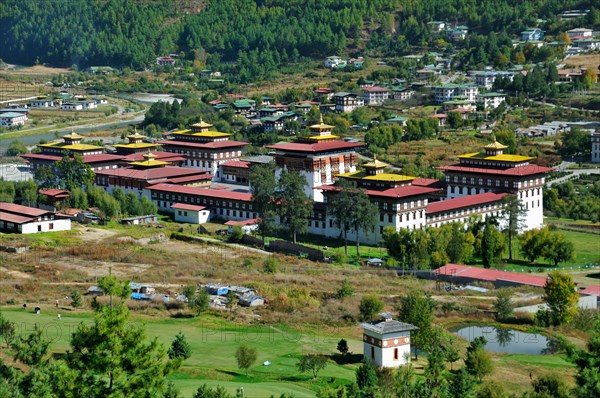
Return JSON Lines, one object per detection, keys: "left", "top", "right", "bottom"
{"left": 324, "top": 56, "right": 344, "bottom": 69}
{"left": 225, "top": 218, "right": 260, "bottom": 234}
{"left": 61, "top": 102, "right": 83, "bottom": 111}
{"left": 363, "top": 87, "right": 390, "bottom": 105}
{"left": 30, "top": 98, "right": 56, "bottom": 108}
{"left": 566, "top": 28, "right": 593, "bottom": 39}
{"left": 171, "top": 203, "right": 210, "bottom": 224}
{"left": 360, "top": 313, "right": 418, "bottom": 368}
{"left": 0, "top": 112, "right": 27, "bottom": 127}
{"left": 0, "top": 202, "right": 71, "bottom": 234}
{"left": 476, "top": 92, "right": 506, "bottom": 109}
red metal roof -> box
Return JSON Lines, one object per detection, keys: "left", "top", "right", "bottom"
{"left": 427, "top": 192, "right": 508, "bottom": 214}
{"left": 363, "top": 86, "right": 390, "bottom": 92}
{"left": 0, "top": 210, "right": 34, "bottom": 224}
{"left": 94, "top": 166, "right": 209, "bottom": 181}
{"left": 167, "top": 174, "right": 213, "bottom": 184}
{"left": 171, "top": 203, "right": 206, "bottom": 211}
{"left": 20, "top": 153, "right": 62, "bottom": 161}
{"left": 440, "top": 164, "right": 554, "bottom": 177}
{"left": 317, "top": 184, "right": 439, "bottom": 199}
{"left": 221, "top": 160, "right": 251, "bottom": 169}
{"left": 82, "top": 154, "right": 125, "bottom": 163}
{"left": 39, "top": 188, "right": 70, "bottom": 198}
{"left": 266, "top": 140, "right": 363, "bottom": 153}
{"left": 433, "top": 264, "right": 548, "bottom": 287}
{"left": 224, "top": 218, "right": 260, "bottom": 226}
{"left": 412, "top": 178, "right": 443, "bottom": 187}
{"left": 121, "top": 151, "right": 186, "bottom": 162}
{"left": 158, "top": 140, "right": 249, "bottom": 149}
{"left": 580, "top": 286, "right": 600, "bottom": 296}
{"left": 148, "top": 183, "right": 253, "bottom": 201}
{"left": 0, "top": 202, "right": 50, "bottom": 217}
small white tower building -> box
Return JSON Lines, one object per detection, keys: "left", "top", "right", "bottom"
{"left": 359, "top": 313, "right": 418, "bottom": 368}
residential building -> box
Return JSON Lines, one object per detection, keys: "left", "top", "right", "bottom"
{"left": 324, "top": 56, "right": 344, "bottom": 68}
{"left": 315, "top": 88, "right": 334, "bottom": 102}
{"left": 61, "top": 102, "right": 83, "bottom": 111}
{"left": 363, "top": 87, "right": 390, "bottom": 105}
{"left": 360, "top": 313, "right": 418, "bottom": 368}
{"left": 521, "top": 28, "right": 544, "bottom": 41}
{"left": 428, "top": 21, "right": 447, "bottom": 32}
{"left": 433, "top": 84, "right": 479, "bottom": 104}
{"left": 266, "top": 116, "right": 363, "bottom": 201}
{"left": 449, "top": 26, "right": 468, "bottom": 40}
{"left": 0, "top": 112, "right": 27, "bottom": 126}
{"left": 566, "top": 28, "right": 593, "bottom": 39}
{"left": 474, "top": 71, "right": 514, "bottom": 90}
{"left": 572, "top": 38, "right": 600, "bottom": 51}
{"left": 0, "top": 202, "right": 71, "bottom": 234}
{"left": 171, "top": 203, "right": 210, "bottom": 224}
{"left": 476, "top": 92, "right": 506, "bottom": 109}
{"left": 392, "top": 87, "right": 415, "bottom": 101}
{"left": 592, "top": 132, "right": 600, "bottom": 163}
{"left": 158, "top": 121, "right": 249, "bottom": 180}
{"left": 440, "top": 140, "right": 553, "bottom": 229}
{"left": 333, "top": 92, "right": 362, "bottom": 113}
{"left": 29, "top": 98, "right": 56, "bottom": 108}
{"left": 156, "top": 56, "right": 176, "bottom": 66}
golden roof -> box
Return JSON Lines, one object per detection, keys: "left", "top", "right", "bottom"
{"left": 309, "top": 114, "right": 335, "bottom": 131}
{"left": 40, "top": 142, "right": 103, "bottom": 151}
{"left": 484, "top": 140, "right": 508, "bottom": 150}
{"left": 191, "top": 119, "right": 213, "bottom": 129}
{"left": 127, "top": 132, "right": 146, "bottom": 140}
{"left": 62, "top": 132, "right": 84, "bottom": 140}
{"left": 338, "top": 170, "right": 416, "bottom": 182}
{"left": 459, "top": 152, "right": 533, "bottom": 162}
{"left": 363, "top": 156, "right": 388, "bottom": 169}
{"left": 114, "top": 142, "right": 156, "bottom": 149}
{"left": 307, "top": 134, "right": 339, "bottom": 141}
{"left": 128, "top": 151, "right": 168, "bottom": 167}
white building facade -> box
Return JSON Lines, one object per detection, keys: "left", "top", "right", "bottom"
{"left": 360, "top": 315, "right": 418, "bottom": 368}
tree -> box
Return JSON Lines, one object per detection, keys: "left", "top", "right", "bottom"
{"left": 0, "top": 312, "right": 16, "bottom": 348}
{"left": 275, "top": 170, "right": 312, "bottom": 243}
{"left": 6, "top": 140, "right": 28, "bottom": 156}
{"left": 235, "top": 344, "right": 257, "bottom": 377}
{"left": 191, "top": 289, "right": 210, "bottom": 317}
{"left": 194, "top": 384, "right": 233, "bottom": 398}
{"left": 11, "top": 325, "right": 50, "bottom": 366}
{"left": 476, "top": 381, "right": 507, "bottom": 398}
{"left": 397, "top": 290, "right": 435, "bottom": 360}
{"left": 500, "top": 195, "right": 526, "bottom": 261}
{"left": 67, "top": 275, "right": 175, "bottom": 397}
{"left": 494, "top": 289, "right": 513, "bottom": 321}
{"left": 355, "top": 358, "right": 378, "bottom": 393}
{"left": 71, "top": 289, "right": 82, "bottom": 308}
{"left": 337, "top": 339, "right": 349, "bottom": 355}
{"left": 168, "top": 331, "right": 192, "bottom": 360}
{"left": 448, "top": 111, "right": 463, "bottom": 129}
{"left": 465, "top": 337, "right": 493, "bottom": 382}
{"left": 530, "top": 373, "right": 571, "bottom": 398}
{"left": 297, "top": 354, "right": 327, "bottom": 379}
{"left": 54, "top": 154, "right": 95, "bottom": 191}
{"left": 249, "top": 162, "right": 277, "bottom": 244}
{"left": 519, "top": 227, "right": 547, "bottom": 263}
{"left": 351, "top": 190, "right": 379, "bottom": 257}
{"left": 449, "top": 367, "right": 476, "bottom": 398}
{"left": 543, "top": 271, "right": 578, "bottom": 325}
{"left": 359, "top": 295, "right": 384, "bottom": 321}
{"left": 556, "top": 127, "right": 592, "bottom": 159}
{"left": 424, "top": 345, "right": 449, "bottom": 395}
{"left": 565, "top": 318, "right": 600, "bottom": 398}
{"left": 541, "top": 232, "right": 574, "bottom": 267}
{"left": 480, "top": 219, "right": 504, "bottom": 268}
{"left": 337, "top": 279, "right": 354, "bottom": 301}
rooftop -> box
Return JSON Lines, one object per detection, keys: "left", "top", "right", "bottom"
{"left": 458, "top": 152, "right": 534, "bottom": 162}
{"left": 427, "top": 192, "right": 508, "bottom": 214}
{"left": 266, "top": 140, "right": 363, "bottom": 154}
{"left": 148, "top": 184, "right": 252, "bottom": 201}
{"left": 433, "top": 264, "right": 548, "bottom": 287}
{"left": 360, "top": 319, "right": 418, "bottom": 335}
{"left": 440, "top": 164, "right": 554, "bottom": 177}
{"left": 0, "top": 202, "right": 51, "bottom": 217}
{"left": 171, "top": 203, "right": 206, "bottom": 211}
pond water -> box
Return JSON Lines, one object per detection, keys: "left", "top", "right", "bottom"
{"left": 454, "top": 325, "right": 554, "bottom": 355}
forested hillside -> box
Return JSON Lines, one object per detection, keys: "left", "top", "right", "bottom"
{"left": 1, "top": 0, "right": 597, "bottom": 74}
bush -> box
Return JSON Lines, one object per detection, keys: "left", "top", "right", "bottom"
{"left": 263, "top": 256, "right": 278, "bottom": 274}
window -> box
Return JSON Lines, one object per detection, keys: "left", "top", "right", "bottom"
{"left": 394, "top": 348, "right": 399, "bottom": 360}
{"left": 371, "top": 347, "right": 375, "bottom": 359}
{"left": 49, "top": 223, "right": 53, "bottom": 230}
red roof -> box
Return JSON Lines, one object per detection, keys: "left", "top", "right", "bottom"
{"left": 317, "top": 184, "right": 439, "bottom": 199}
{"left": 412, "top": 178, "right": 443, "bottom": 188}
{"left": 0, "top": 210, "right": 34, "bottom": 224}
{"left": 121, "top": 151, "right": 186, "bottom": 162}
{"left": 224, "top": 218, "right": 260, "bottom": 226}
{"left": 82, "top": 154, "right": 125, "bottom": 163}
{"left": 158, "top": 140, "right": 249, "bottom": 149}
{"left": 427, "top": 192, "right": 508, "bottom": 214}
{"left": 167, "top": 174, "right": 213, "bottom": 184}
{"left": 94, "top": 166, "right": 210, "bottom": 182}
{"left": 441, "top": 164, "right": 554, "bottom": 177}
{"left": 580, "top": 286, "right": 600, "bottom": 296}
{"left": 266, "top": 140, "right": 363, "bottom": 153}
{"left": 430, "top": 114, "right": 448, "bottom": 118}
{"left": 148, "top": 183, "right": 253, "bottom": 201}
{"left": 39, "top": 188, "right": 70, "bottom": 198}
{"left": 171, "top": 203, "right": 206, "bottom": 211}
{"left": 21, "top": 153, "right": 62, "bottom": 162}
{"left": 363, "top": 86, "right": 390, "bottom": 92}
{"left": 0, "top": 202, "right": 50, "bottom": 217}
{"left": 221, "top": 160, "right": 251, "bottom": 169}
{"left": 434, "top": 264, "right": 548, "bottom": 287}
{"left": 315, "top": 88, "right": 332, "bottom": 93}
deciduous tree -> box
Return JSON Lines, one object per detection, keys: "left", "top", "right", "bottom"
{"left": 544, "top": 271, "right": 578, "bottom": 325}
{"left": 235, "top": 344, "right": 257, "bottom": 377}
{"left": 297, "top": 354, "right": 327, "bottom": 379}
{"left": 275, "top": 170, "right": 312, "bottom": 244}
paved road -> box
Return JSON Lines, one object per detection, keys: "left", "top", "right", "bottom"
{"left": 546, "top": 167, "right": 600, "bottom": 187}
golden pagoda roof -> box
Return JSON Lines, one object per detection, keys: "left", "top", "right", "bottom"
{"left": 128, "top": 151, "right": 168, "bottom": 167}
{"left": 309, "top": 114, "right": 335, "bottom": 131}
{"left": 484, "top": 140, "right": 508, "bottom": 150}
{"left": 459, "top": 152, "right": 533, "bottom": 162}
{"left": 363, "top": 157, "right": 388, "bottom": 169}
{"left": 190, "top": 119, "right": 213, "bottom": 129}
{"left": 62, "top": 132, "right": 84, "bottom": 140}
{"left": 127, "top": 132, "right": 146, "bottom": 140}
{"left": 338, "top": 170, "right": 416, "bottom": 182}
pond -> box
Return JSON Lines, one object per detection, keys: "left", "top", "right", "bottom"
{"left": 454, "top": 325, "right": 556, "bottom": 355}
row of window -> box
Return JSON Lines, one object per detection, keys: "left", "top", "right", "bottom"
{"left": 154, "top": 193, "right": 253, "bottom": 211}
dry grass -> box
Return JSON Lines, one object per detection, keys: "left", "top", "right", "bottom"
{"left": 1, "top": 65, "right": 72, "bottom": 76}
{"left": 563, "top": 53, "right": 600, "bottom": 70}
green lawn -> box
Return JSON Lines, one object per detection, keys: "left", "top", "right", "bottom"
{"left": 0, "top": 309, "right": 360, "bottom": 397}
